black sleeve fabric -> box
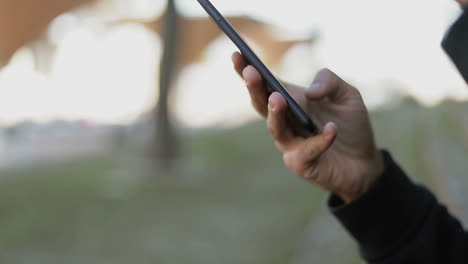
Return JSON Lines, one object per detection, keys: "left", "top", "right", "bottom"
{"left": 442, "top": 10, "right": 468, "bottom": 83}
{"left": 328, "top": 151, "right": 468, "bottom": 263}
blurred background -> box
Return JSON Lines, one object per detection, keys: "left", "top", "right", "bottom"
{"left": 0, "top": 0, "right": 467, "bottom": 263}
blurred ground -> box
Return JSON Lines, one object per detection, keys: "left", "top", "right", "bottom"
{"left": 0, "top": 98, "right": 467, "bottom": 263}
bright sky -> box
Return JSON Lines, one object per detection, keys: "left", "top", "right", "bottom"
{"left": 0, "top": 0, "right": 466, "bottom": 127}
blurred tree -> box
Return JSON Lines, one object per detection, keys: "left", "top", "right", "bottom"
{"left": 122, "top": 8, "right": 317, "bottom": 170}
{"left": 0, "top": 0, "right": 317, "bottom": 170}
{"left": 154, "top": 0, "right": 180, "bottom": 169}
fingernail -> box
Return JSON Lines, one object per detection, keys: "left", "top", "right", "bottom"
{"left": 308, "top": 82, "right": 321, "bottom": 92}
{"left": 268, "top": 98, "right": 275, "bottom": 112}
{"left": 324, "top": 122, "right": 336, "bottom": 139}
{"left": 268, "top": 103, "right": 275, "bottom": 112}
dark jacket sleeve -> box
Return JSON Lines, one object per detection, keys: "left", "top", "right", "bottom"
{"left": 328, "top": 151, "right": 468, "bottom": 263}
{"left": 327, "top": 10, "right": 468, "bottom": 263}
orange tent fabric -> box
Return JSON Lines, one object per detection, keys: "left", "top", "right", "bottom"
{"left": 0, "top": 0, "right": 93, "bottom": 63}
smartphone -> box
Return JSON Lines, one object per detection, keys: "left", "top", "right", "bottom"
{"left": 196, "top": 0, "right": 318, "bottom": 135}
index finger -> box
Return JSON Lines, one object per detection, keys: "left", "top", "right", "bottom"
{"left": 231, "top": 52, "right": 248, "bottom": 77}
{"left": 267, "top": 92, "right": 301, "bottom": 152}
{"left": 243, "top": 66, "right": 270, "bottom": 117}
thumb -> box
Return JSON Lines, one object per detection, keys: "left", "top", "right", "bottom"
{"left": 305, "top": 69, "right": 349, "bottom": 103}
{"left": 283, "top": 122, "right": 338, "bottom": 179}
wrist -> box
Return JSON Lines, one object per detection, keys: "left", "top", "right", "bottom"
{"left": 328, "top": 150, "right": 435, "bottom": 261}
{"left": 338, "top": 150, "right": 385, "bottom": 203}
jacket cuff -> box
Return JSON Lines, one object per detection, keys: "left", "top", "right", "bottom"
{"left": 328, "top": 151, "right": 436, "bottom": 261}
{"left": 442, "top": 10, "right": 468, "bottom": 83}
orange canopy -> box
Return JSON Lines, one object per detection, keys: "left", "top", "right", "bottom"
{"left": 0, "top": 0, "right": 93, "bottom": 63}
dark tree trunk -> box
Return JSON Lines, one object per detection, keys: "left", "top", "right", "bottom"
{"left": 153, "top": 0, "right": 179, "bottom": 169}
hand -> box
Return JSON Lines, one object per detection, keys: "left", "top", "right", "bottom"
{"left": 232, "top": 52, "right": 384, "bottom": 203}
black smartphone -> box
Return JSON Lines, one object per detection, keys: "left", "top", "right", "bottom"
{"left": 197, "top": 0, "right": 318, "bottom": 135}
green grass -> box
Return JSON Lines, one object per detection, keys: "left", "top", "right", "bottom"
{"left": 1, "top": 99, "right": 468, "bottom": 263}
{"left": 0, "top": 122, "right": 325, "bottom": 264}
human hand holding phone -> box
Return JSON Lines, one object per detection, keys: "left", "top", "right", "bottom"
{"left": 232, "top": 52, "right": 384, "bottom": 203}
{"left": 197, "top": 0, "right": 384, "bottom": 202}
{"left": 197, "top": 0, "right": 318, "bottom": 135}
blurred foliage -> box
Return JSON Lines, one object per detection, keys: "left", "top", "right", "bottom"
{"left": 0, "top": 98, "right": 467, "bottom": 263}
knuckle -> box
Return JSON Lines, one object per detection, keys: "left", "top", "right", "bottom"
{"left": 303, "top": 167, "right": 319, "bottom": 181}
